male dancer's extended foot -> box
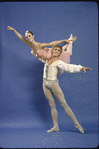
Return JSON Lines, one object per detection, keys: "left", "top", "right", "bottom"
{"left": 74, "top": 124, "right": 84, "bottom": 134}
{"left": 47, "top": 126, "right": 59, "bottom": 133}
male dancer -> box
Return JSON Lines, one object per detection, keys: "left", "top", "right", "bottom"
{"left": 42, "top": 44, "right": 92, "bottom": 133}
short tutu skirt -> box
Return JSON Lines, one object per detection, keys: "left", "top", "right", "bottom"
{"left": 38, "top": 48, "right": 71, "bottom": 76}
{"left": 37, "top": 48, "right": 70, "bottom": 64}
{"left": 32, "top": 48, "right": 70, "bottom": 75}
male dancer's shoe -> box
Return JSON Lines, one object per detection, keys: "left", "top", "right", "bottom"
{"left": 47, "top": 127, "right": 59, "bottom": 133}
{"left": 74, "top": 124, "right": 84, "bottom": 134}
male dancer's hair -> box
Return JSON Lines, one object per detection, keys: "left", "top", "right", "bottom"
{"left": 53, "top": 44, "right": 62, "bottom": 54}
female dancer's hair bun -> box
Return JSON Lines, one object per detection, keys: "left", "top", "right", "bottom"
{"left": 25, "top": 30, "right": 34, "bottom": 35}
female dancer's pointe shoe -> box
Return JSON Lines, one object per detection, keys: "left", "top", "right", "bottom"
{"left": 68, "top": 34, "right": 77, "bottom": 43}
{"left": 47, "top": 127, "right": 59, "bottom": 133}
{"left": 72, "top": 36, "right": 77, "bottom": 43}
{"left": 68, "top": 34, "right": 73, "bottom": 40}
{"left": 74, "top": 124, "right": 84, "bottom": 134}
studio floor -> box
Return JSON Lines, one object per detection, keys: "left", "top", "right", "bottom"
{"left": 0, "top": 122, "right": 98, "bottom": 148}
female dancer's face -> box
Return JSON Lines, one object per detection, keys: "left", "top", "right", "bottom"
{"left": 52, "top": 47, "right": 61, "bottom": 57}
{"left": 25, "top": 33, "right": 34, "bottom": 43}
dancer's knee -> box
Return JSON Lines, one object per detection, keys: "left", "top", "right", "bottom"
{"left": 61, "top": 102, "right": 68, "bottom": 108}
{"left": 49, "top": 102, "right": 56, "bottom": 109}
{"left": 61, "top": 103, "right": 72, "bottom": 115}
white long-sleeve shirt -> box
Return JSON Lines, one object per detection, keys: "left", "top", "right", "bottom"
{"left": 43, "top": 60, "right": 83, "bottom": 80}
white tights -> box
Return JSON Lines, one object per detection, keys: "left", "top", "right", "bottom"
{"left": 43, "top": 79, "right": 83, "bottom": 132}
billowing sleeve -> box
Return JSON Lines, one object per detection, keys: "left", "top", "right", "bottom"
{"left": 58, "top": 60, "right": 83, "bottom": 73}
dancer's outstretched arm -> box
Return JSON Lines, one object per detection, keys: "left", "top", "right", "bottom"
{"left": 41, "top": 39, "right": 70, "bottom": 48}
{"left": 7, "top": 26, "right": 70, "bottom": 47}
{"left": 7, "top": 26, "right": 30, "bottom": 46}
{"left": 58, "top": 61, "right": 92, "bottom": 74}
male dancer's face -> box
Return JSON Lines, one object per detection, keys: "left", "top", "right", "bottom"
{"left": 52, "top": 47, "right": 61, "bottom": 57}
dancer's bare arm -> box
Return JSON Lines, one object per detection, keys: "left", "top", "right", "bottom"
{"left": 40, "top": 39, "right": 70, "bottom": 48}
{"left": 7, "top": 26, "right": 30, "bottom": 46}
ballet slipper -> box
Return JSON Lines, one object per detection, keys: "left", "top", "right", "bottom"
{"left": 47, "top": 127, "right": 59, "bottom": 133}
{"left": 72, "top": 36, "right": 77, "bottom": 43}
{"left": 68, "top": 34, "right": 77, "bottom": 43}
{"left": 68, "top": 34, "right": 73, "bottom": 40}
{"left": 74, "top": 124, "right": 84, "bottom": 134}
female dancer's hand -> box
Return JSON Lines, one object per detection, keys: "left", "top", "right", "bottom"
{"left": 65, "top": 40, "right": 71, "bottom": 44}
{"left": 7, "top": 26, "right": 30, "bottom": 46}
{"left": 7, "top": 26, "right": 14, "bottom": 31}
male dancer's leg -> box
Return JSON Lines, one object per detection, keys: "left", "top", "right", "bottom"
{"left": 51, "top": 80, "right": 84, "bottom": 134}
{"left": 43, "top": 80, "right": 59, "bottom": 133}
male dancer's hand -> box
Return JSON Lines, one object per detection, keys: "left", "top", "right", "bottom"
{"left": 82, "top": 67, "right": 92, "bottom": 73}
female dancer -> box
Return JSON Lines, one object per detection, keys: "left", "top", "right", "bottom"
{"left": 43, "top": 44, "right": 92, "bottom": 133}
{"left": 7, "top": 26, "right": 77, "bottom": 64}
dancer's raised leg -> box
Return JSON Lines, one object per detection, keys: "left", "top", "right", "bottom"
{"left": 62, "top": 34, "right": 77, "bottom": 55}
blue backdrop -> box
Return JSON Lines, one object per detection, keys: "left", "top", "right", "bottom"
{"left": 0, "top": 2, "right": 98, "bottom": 148}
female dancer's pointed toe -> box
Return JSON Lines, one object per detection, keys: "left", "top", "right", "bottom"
{"left": 72, "top": 36, "right": 77, "bottom": 43}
